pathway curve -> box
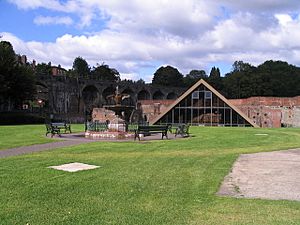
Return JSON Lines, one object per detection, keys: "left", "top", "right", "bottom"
{"left": 0, "top": 132, "right": 180, "bottom": 158}
{"left": 0, "top": 133, "right": 96, "bottom": 158}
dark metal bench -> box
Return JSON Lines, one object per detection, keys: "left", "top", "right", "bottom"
{"left": 45, "top": 123, "right": 61, "bottom": 137}
{"left": 134, "top": 125, "right": 169, "bottom": 141}
{"left": 174, "top": 124, "right": 190, "bottom": 137}
{"left": 45, "top": 122, "right": 71, "bottom": 137}
{"left": 51, "top": 122, "right": 72, "bottom": 134}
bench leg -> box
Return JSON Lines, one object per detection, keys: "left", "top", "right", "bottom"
{"left": 134, "top": 132, "right": 138, "bottom": 141}
{"left": 161, "top": 132, "right": 168, "bottom": 140}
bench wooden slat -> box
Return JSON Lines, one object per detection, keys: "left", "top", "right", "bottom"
{"left": 134, "top": 125, "right": 169, "bottom": 141}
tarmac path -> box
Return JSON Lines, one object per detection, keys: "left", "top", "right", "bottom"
{"left": 0, "top": 132, "right": 179, "bottom": 158}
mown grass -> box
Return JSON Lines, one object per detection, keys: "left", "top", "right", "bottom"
{"left": 0, "top": 124, "right": 85, "bottom": 150}
{"left": 0, "top": 126, "right": 300, "bottom": 224}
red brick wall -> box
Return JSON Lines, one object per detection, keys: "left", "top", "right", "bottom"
{"left": 230, "top": 96, "right": 300, "bottom": 128}
{"left": 138, "top": 100, "right": 175, "bottom": 122}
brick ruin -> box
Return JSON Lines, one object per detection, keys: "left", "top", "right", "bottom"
{"left": 229, "top": 96, "right": 300, "bottom": 128}
{"left": 140, "top": 97, "right": 300, "bottom": 128}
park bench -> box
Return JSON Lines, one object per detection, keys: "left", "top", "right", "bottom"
{"left": 173, "top": 124, "right": 190, "bottom": 137}
{"left": 45, "top": 123, "right": 61, "bottom": 137}
{"left": 51, "top": 122, "right": 72, "bottom": 134}
{"left": 134, "top": 125, "right": 169, "bottom": 141}
{"left": 45, "top": 122, "right": 71, "bottom": 137}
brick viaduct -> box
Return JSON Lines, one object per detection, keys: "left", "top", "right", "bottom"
{"left": 36, "top": 76, "right": 185, "bottom": 121}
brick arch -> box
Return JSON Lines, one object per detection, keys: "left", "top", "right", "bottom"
{"left": 102, "top": 86, "right": 116, "bottom": 105}
{"left": 153, "top": 90, "right": 164, "bottom": 100}
{"left": 121, "top": 88, "right": 135, "bottom": 106}
{"left": 82, "top": 85, "right": 100, "bottom": 107}
{"left": 166, "top": 92, "right": 177, "bottom": 99}
{"left": 137, "top": 89, "right": 151, "bottom": 100}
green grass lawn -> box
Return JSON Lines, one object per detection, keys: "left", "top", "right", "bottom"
{"left": 1, "top": 127, "right": 300, "bottom": 224}
{"left": 0, "top": 124, "right": 85, "bottom": 150}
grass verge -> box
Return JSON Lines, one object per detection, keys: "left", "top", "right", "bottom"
{"left": 0, "top": 127, "right": 300, "bottom": 224}
{"left": 0, "top": 124, "right": 85, "bottom": 150}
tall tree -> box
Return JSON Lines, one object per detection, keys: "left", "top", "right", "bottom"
{"left": 35, "top": 62, "right": 52, "bottom": 76}
{"left": 183, "top": 69, "right": 207, "bottom": 87}
{"left": 208, "top": 66, "right": 223, "bottom": 91}
{"left": 223, "top": 60, "right": 300, "bottom": 98}
{"left": 152, "top": 65, "right": 184, "bottom": 87}
{"left": 91, "top": 63, "right": 120, "bottom": 82}
{"left": 0, "top": 41, "right": 16, "bottom": 98}
{"left": 0, "top": 41, "right": 36, "bottom": 110}
{"left": 72, "top": 56, "right": 90, "bottom": 78}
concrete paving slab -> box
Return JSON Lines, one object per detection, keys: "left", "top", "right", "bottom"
{"left": 218, "top": 149, "right": 300, "bottom": 201}
{"left": 49, "top": 162, "right": 100, "bottom": 172}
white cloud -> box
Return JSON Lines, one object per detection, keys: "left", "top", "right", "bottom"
{"left": 8, "top": 0, "right": 62, "bottom": 10}
{"left": 34, "top": 16, "right": 73, "bottom": 25}
{"left": 4, "top": 0, "right": 300, "bottom": 79}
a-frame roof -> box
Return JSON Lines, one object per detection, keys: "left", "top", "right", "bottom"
{"left": 150, "top": 79, "right": 259, "bottom": 127}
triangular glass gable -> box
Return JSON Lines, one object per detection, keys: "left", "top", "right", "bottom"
{"left": 152, "top": 81, "right": 256, "bottom": 127}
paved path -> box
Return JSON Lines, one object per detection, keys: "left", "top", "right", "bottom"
{"left": 218, "top": 148, "right": 300, "bottom": 201}
{"left": 0, "top": 132, "right": 181, "bottom": 158}
{"left": 0, "top": 133, "right": 96, "bottom": 158}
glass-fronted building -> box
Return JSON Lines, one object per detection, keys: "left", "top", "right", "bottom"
{"left": 151, "top": 79, "right": 257, "bottom": 127}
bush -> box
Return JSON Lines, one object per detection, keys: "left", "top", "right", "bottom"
{"left": 0, "top": 112, "right": 45, "bottom": 125}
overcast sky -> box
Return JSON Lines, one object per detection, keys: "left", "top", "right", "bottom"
{"left": 1, "top": 0, "right": 300, "bottom": 82}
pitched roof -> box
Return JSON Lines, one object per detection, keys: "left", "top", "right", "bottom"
{"left": 150, "top": 79, "right": 259, "bottom": 127}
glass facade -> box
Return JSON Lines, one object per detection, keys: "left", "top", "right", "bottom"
{"left": 155, "top": 84, "right": 251, "bottom": 127}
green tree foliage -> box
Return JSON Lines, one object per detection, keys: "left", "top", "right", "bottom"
{"left": 223, "top": 60, "right": 300, "bottom": 98}
{"left": 152, "top": 65, "right": 184, "bottom": 86}
{"left": 35, "top": 62, "right": 52, "bottom": 76}
{"left": 90, "top": 63, "right": 120, "bottom": 82}
{"left": 208, "top": 66, "right": 223, "bottom": 91}
{"left": 183, "top": 69, "right": 207, "bottom": 87}
{"left": 72, "top": 56, "right": 90, "bottom": 78}
{"left": 0, "top": 41, "right": 36, "bottom": 109}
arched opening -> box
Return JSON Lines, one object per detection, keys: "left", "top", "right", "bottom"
{"left": 121, "top": 88, "right": 135, "bottom": 106}
{"left": 82, "top": 85, "right": 99, "bottom": 106}
{"left": 166, "top": 92, "right": 177, "bottom": 99}
{"left": 153, "top": 90, "right": 164, "bottom": 100}
{"left": 137, "top": 90, "right": 150, "bottom": 100}
{"left": 102, "top": 86, "right": 115, "bottom": 105}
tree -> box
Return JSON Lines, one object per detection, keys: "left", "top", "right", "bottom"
{"left": 90, "top": 63, "right": 120, "bottom": 82}
{"left": 183, "top": 69, "right": 207, "bottom": 87}
{"left": 232, "top": 61, "right": 253, "bottom": 72}
{"left": 72, "top": 56, "right": 90, "bottom": 78}
{"left": 135, "top": 78, "right": 145, "bottom": 85}
{"left": 9, "top": 65, "right": 36, "bottom": 106}
{"left": 224, "top": 62, "right": 256, "bottom": 98}
{"left": 223, "top": 60, "right": 300, "bottom": 98}
{"left": 152, "top": 65, "right": 184, "bottom": 87}
{"left": 0, "top": 41, "right": 36, "bottom": 110}
{"left": 208, "top": 66, "right": 223, "bottom": 91}
{"left": 35, "top": 62, "right": 52, "bottom": 76}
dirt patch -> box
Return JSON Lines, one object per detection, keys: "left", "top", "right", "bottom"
{"left": 218, "top": 149, "right": 300, "bottom": 201}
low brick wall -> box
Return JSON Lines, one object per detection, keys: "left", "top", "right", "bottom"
{"left": 138, "top": 100, "right": 175, "bottom": 122}
{"left": 229, "top": 96, "right": 300, "bottom": 127}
